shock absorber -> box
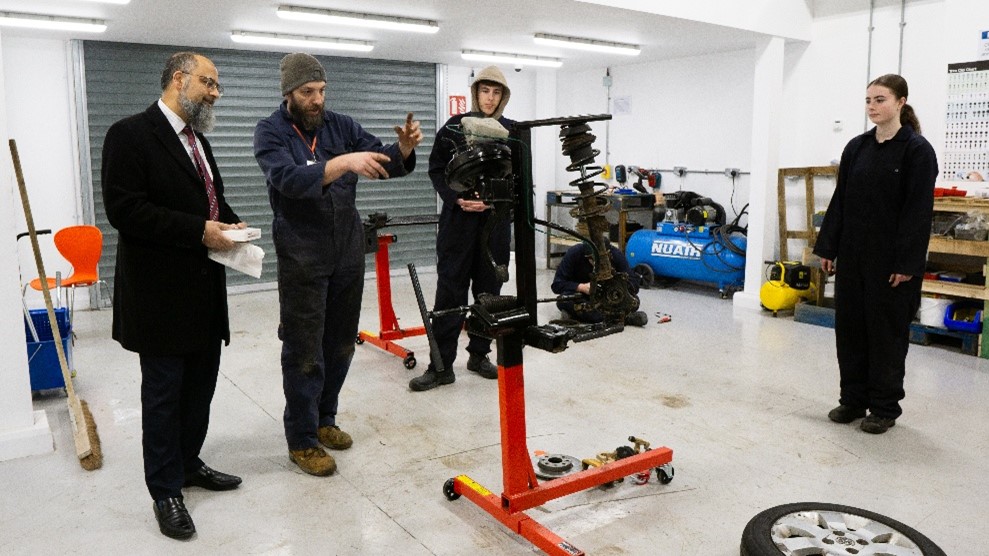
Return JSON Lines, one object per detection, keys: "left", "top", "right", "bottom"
{"left": 558, "top": 121, "right": 614, "bottom": 282}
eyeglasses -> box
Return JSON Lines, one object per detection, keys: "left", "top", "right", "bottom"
{"left": 181, "top": 71, "right": 224, "bottom": 96}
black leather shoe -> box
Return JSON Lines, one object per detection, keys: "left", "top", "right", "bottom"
{"left": 153, "top": 497, "right": 195, "bottom": 540}
{"left": 183, "top": 465, "right": 242, "bottom": 491}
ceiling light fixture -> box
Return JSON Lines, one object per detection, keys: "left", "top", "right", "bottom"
{"left": 461, "top": 49, "right": 563, "bottom": 69}
{"left": 276, "top": 6, "right": 439, "bottom": 34}
{"left": 534, "top": 33, "right": 640, "bottom": 56}
{"left": 74, "top": 0, "right": 131, "bottom": 5}
{"left": 231, "top": 31, "right": 373, "bottom": 53}
{"left": 0, "top": 11, "right": 107, "bottom": 33}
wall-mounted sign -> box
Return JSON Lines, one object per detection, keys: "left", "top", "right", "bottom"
{"left": 449, "top": 95, "right": 467, "bottom": 116}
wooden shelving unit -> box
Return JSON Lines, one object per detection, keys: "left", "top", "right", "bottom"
{"left": 924, "top": 198, "right": 989, "bottom": 357}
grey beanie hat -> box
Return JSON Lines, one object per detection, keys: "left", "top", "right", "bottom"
{"left": 280, "top": 53, "right": 326, "bottom": 95}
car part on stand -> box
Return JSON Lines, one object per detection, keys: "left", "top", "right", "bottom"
{"left": 436, "top": 115, "right": 674, "bottom": 556}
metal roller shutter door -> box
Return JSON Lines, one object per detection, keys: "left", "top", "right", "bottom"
{"left": 80, "top": 41, "right": 437, "bottom": 292}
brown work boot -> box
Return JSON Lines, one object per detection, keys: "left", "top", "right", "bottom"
{"left": 288, "top": 447, "right": 336, "bottom": 476}
{"left": 317, "top": 425, "right": 353, "bottom": 450}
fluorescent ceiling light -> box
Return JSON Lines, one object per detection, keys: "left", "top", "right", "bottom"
{"left": 0, "top": 11, "right": 106, "bottom": 33}
{"left": 231, "top": 31, "right": 373, "bottom": 53}
{"left": 74, "top": 0, "right": 131, "bottom": 4}
{"left": 276, "top": 6, "right": 439, "bottom": 34}
{"left": 461, "top": 49, "right": 562, "bottom": 69}
{"left": 534, "top": 33, "right": 640, "bottom": 56}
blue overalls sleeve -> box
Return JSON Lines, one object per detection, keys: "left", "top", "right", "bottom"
{"left": 253, "top": 116, "right": 325, "bottom": 200}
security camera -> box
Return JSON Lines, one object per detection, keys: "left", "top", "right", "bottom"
{"left": 514, "top": 65, "right": 522, "bottom": 73}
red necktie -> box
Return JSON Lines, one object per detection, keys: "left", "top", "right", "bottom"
{"left": 181, "top": 126, "right": 219, "bottom": 221}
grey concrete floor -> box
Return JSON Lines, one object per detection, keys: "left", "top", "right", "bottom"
{"left": 2, "top": 266, "right": 987, "bottom": 555}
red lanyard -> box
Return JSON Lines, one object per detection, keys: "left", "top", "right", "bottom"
{"left": 291, "top": 124, "right": 318, "bottom": 161}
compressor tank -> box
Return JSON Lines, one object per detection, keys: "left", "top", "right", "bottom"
{"left": 625, "top": 222, "right": 746, "bottom": 295}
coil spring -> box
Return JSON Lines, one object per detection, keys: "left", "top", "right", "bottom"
{"left": 559, "top": 121, "right": 609, "bottom": 221}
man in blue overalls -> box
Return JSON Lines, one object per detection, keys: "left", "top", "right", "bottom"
{"left": 254, "top": 53, "right": 423, "bottom": 476}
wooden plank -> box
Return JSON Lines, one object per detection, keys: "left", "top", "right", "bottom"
{"left": 921, "top": 280, "right": 989, "bottom": 301}
{"left": 777, "top": 168, "right": 788, "bottom": 260}
{"left": 933, "top": 197, "right": 989, "bottom": 212}
{"left": 928, "top": 236, "right": 989, "bottom": 257}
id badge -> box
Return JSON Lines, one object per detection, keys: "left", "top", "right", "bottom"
{"left": 306, "top": 159, "right": 318, "bottom": 166}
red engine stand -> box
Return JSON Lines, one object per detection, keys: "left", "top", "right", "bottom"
{"left": 444, "top": 333, "right": 674, "bottom": 555}
{"left": 357, "top": 234, "right": 426, "bottom": 369}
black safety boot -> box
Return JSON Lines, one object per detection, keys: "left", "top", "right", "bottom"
{"left": 827, "top": 405, "right": 866, "bottom": 424}
{"left": 409, "top": 365, "right": 455, "bottom": 392}
{"left": 624, "top": 311, "right": 649, "bottom": 327}
{"left": 466, "top": 353, "right": 498, "bottom": 379}
{"left": 860, "top": 413, "right": 896, "bottom": 434}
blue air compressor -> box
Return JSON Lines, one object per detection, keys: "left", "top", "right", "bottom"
{"left": 625, "top": 192, "right": 747, "bottom": 297}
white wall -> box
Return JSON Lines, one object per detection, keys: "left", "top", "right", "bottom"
{"left": 777, "top": 0, "right": 966, "bottom": 259}
{"left": 0, "top": 32, "right": 55, "bottom": 461}
{"left": 4, "top": 38, "right": 83, "bottom": 310}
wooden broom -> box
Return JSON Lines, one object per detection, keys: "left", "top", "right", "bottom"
{"left": 10, "top": 139, "right": 102, "bottom": 471}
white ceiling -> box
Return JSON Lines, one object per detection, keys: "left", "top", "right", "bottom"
{"left": 0, "top": 0, "right": 772, "bottom": 71}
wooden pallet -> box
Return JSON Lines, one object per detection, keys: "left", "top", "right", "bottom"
{"left": 908, "top": 323, "right": 979, "bottom": 356}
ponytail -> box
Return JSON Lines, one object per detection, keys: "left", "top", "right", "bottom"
{"left": 900, "top": 103, "right": 921, "bottom": 135}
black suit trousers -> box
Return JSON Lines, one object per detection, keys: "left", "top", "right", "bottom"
{"left": 140, "top": 342, "right": 221, "bottom": 500}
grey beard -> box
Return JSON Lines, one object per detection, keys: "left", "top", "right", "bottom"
{"left": 179, "top": 95, "right": 216, "bottom": 133}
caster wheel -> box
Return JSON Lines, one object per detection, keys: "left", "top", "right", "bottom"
{"left": 355, "top": 335, "right": 365, "bottom": 345}
{"left": 633, "top": 264, "right": 655, "bottom": 289}
{"left": 740, "top": 502, "right": 946, "bottom": 556}
{"left": 443, "top": 478, "right": 460, "bottom": 501}
{"left": 403, "top": 355, "right": 417, "bottom": 369}
{"left": 656, "top": 464, "right": 674, "bottom": 484}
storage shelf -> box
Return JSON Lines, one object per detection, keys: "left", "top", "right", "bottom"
{"left": 928, "top": 236, "right": 989, "bottom": 257}
{"left": 922, "top": 279, "right": 989, "bottom": 301}
{"left": 925, "top": 197, "right": 989, "bottom": 357}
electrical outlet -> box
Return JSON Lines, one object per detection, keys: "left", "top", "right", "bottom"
{"left": 673, "top": 166, "right": 687, "bottom": 177}
{"left": 724, "top": 167, "right": 740, "bottom": 178}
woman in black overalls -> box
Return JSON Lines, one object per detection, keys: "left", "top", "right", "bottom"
{"left": 814, "top": 74, "right": 939, "bottom": 434}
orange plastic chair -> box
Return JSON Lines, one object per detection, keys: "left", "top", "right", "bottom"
{"left": 29, "top": 225, "right": 111, "bottom": 319}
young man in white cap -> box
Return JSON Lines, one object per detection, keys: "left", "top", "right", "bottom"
{"left": 254, "top": 53, "right": 423, "bottom": 476}
{"left": 409, "top": 65, "right": 514, "bottom": 391}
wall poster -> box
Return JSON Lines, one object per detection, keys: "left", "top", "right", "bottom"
{"left": 945, "top": 59, "right": 989, "bottom": 182}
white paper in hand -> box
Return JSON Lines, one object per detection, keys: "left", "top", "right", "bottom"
{"left": 208, "top": 243, "right": 265, "bottom": 278}
{"left": 221, "top": 227, "right": 262, "bottom": 242}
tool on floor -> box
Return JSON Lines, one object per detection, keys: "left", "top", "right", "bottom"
{"left": 356, "top": 212, "right": 439, "bottom": 369}
{"left": 580, "top": 436, "right": 673, "bottom": 487}
{"left": 10, "top": 139, "right": 102, "bottom": 471}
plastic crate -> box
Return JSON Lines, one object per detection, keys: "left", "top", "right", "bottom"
{"left": 24, "top": 308, "right": 70, "bottom": 391}
{"left": 944, "top": 301, "right": 983, "bottom": 334}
